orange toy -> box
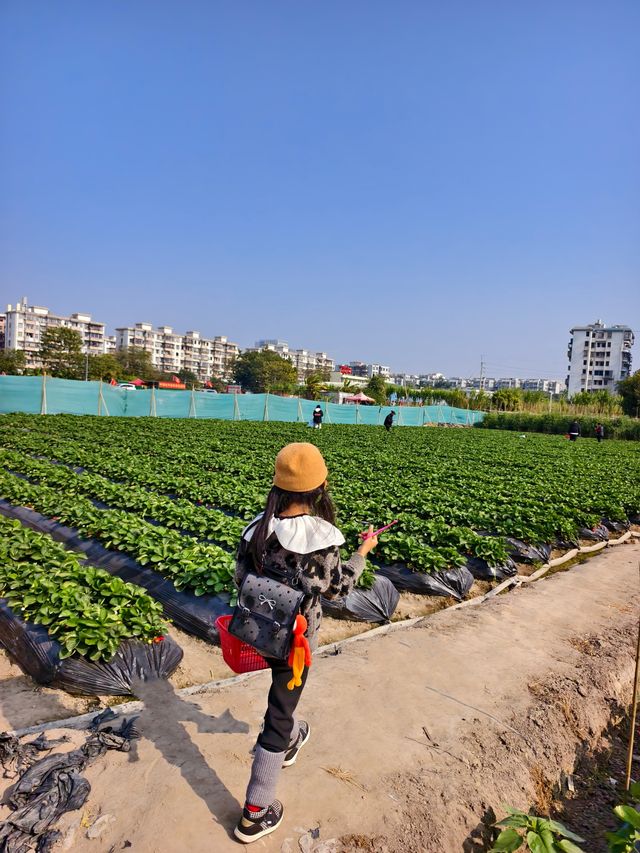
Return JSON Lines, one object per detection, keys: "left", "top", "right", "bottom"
{"left": 287, "top": 615, "right": 312, "bottom": 690}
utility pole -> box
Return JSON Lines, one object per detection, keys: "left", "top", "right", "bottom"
{"left": 84, "top": 350, "right": 89, "bottom": 382}
{"left": 479, "top": 355, "right": 485, "bottom": 392}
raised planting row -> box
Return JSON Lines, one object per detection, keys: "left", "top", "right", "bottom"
{"left": 0, "top": 470, "right": 237, "bottom": 597}
{"left": 0, "top": 415, "right": 638, "bottom": 573}
{"left": 0, "top": 446, "right": 506, "bottom": 574}
{"left": 0, "top": 446, "right": 245, "bottom": 548}
{"left": 0, "top": 515, "right": 166, "bottom": 661}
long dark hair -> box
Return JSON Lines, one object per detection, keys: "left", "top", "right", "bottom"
{"left": 248, "top": 484, "right": 336, "bottom": 572}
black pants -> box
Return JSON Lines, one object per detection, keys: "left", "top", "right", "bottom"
{"left": 569, "top": 434, "right": 578, "bottom": 441}
{"left": 257, "top": 658, "right": 309, "bottom": 753}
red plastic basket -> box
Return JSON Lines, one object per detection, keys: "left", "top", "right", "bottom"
{"left": 216, "top": 615, "right": 269, "bottom": 674}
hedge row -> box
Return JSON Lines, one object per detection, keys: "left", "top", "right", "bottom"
{"left": 475, "top": 412, "right": 640, "bottom": 441}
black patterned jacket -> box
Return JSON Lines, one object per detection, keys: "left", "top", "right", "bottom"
{"left": 235, "top": 526, "right": 365, "bottom": 651}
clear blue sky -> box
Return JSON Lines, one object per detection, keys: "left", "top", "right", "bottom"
{"left": 1, "top": 1, "right": 638, "bottom": 378}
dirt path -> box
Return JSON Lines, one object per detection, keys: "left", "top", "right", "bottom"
{"left": 8, "top": 543, "right": 640, "bottom": 852}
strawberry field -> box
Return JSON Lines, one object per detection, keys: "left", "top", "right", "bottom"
{"left": 0, "top": 413, "right": 638, "bottom": 689}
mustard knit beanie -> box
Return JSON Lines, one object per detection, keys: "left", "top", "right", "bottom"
{"left": 273, "top": 443, "right": 328, "bottom": 493}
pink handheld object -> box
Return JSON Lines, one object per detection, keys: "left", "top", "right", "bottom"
{"left": 359, "top": 519, "right": 399, "bottom": 540}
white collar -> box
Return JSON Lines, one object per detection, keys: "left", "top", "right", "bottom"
{"left": 243, "top": 513, "right": 345, "bottom": 554}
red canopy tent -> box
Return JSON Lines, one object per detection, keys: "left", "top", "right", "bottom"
{"left": 343, "top": 391, "right": 375, "bottom": 404}
{"left": 131, "top": 378, "right": 145, "bottom": 386}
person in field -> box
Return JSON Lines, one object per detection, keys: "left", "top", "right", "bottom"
{"left": 312, "top": 405, "right": 324, "bottom": 429}
{"left": 594, "top": 423, "right": 605, "bottom": 443}
{"left": 233, "top": 443, "right": 378, "bottom": 843}
{"left": 384, "top": 410, "right": 396, "bottom": 432}
{"left": 568, "top": 420, "right": 580, "bottom": 442}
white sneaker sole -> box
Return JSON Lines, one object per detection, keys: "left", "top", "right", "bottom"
{"left": 282, "top": 723, "right": 311, "bottom": 767}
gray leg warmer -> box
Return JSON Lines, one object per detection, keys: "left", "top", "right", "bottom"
{"left": 245, "top": 746, "right": 285, "bottom": 807}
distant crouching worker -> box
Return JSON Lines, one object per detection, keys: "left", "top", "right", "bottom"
{"left": 568, "top": 420, "right": 581, "bottom": 442}
{"left": 594, "top": 422, "right": 605, "bottom": 443}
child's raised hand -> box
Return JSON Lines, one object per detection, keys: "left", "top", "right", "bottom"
{"left": 357, "top": 525, "right": 378, "bottom": 556}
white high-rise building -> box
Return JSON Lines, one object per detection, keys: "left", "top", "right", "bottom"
{"left": 115, "top": 322, "right": 239, "bottom": 381}
{"left": 567, "top": 320, "right": 634, "bottom": 396}
{"left": 3, "top": 297, "right": 109, "bottom": 368}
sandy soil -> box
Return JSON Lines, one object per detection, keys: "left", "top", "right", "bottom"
{"left": 2, "top": 542, "right": 635, "bottom": 852}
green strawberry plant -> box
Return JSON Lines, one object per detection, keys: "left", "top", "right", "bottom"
{"left": 0, "top": 515, "right": 166, "bottom": 661}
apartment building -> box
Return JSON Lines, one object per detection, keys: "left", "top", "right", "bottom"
{"left": 3, "top": 297, "right": 109, "bottom": 368}
{"left": 0, "top": 314, "right": 5, "bottom": 349}
{"left": 348, "top": 361, "right": 391, "bottom": 379}
{"left": 521, "top": 378, "right": 565, "bottom": 395}
{"left": 251, "top": 339, "right": 335, "bottom": 380}
{"left": 567, "top": 320, "right": 634, "bottom": 396}
{"left": 116, "top": 322, "right": 239, "bottom": 381}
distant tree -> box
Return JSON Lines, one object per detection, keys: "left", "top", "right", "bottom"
{"left": 39, "top": 327, "right": 83, "bottom": 378}
{"left": 617, "top": 371, "right": 640, "bottom": 418}
{"left": 339, "top": 378, "right": 359, "bottom": 395}
{"left": 0, "top": 349, "right": 27, "bottom": 375}
{"left": 570, "top": 389, "right": 621, "bottom": 415}
{"left": 206, "top": 376, "right": 227, "bottom": 392}
{"left": 87, "top": 354, "right": 120, "bottom": 381}
{"left": 300, "top": 372, "right": 326, "bottom": 400}
{"left": 177, "top": 369, "right": 200, "bottom": 388}
{"left": 467, "top": 390, "right": 490, "bottom": 411}
{"left": 115, "top": 347, "right": 157, "bottom": 381}
{"left": 233, "top": 350, "right": 298, "bottom": 393}
{"left": 492, "top": 388, "right": 523, "bottom": 411}
{"left": 364, "top": 375, "right": 388, "bottom": 405}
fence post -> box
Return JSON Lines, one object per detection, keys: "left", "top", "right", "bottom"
{"left": 398, "top": 407, "right": 404, "bottom": 426}
{"left": 263, "top": 394, "right": 269, "bottom": 422}
{"left": 40, "top": 373, "right": 48, "bottom": 415}
{"left": 233, "top": 393, "right": 241, "bottom": 421}
{"left": 150, "top": 386, "right": 157, "bottom": 417}
{"left": 98, "top": 380, "right": 110, "bottom": 416}
{"left": 297, "top": 397, "right": 303, "bottom": 422}
{"left": 355, "top": 404, "right": 361, "bottom": 425}
{"left": 98, "top": 380, "right": 103, "bottom": 416}
{"left": 188, "top": 386, "right": 197, "bottom": 418}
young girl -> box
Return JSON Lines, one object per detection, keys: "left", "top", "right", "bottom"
{"left": 233, "top": 442, "right": 378, "bottom": 844}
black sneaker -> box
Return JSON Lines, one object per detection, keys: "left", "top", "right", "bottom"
{"left": 234, "top": 800, "right": 284, "bottom": 844}
{"left": 282, "top": 721, "right": 310, "bottom": 767}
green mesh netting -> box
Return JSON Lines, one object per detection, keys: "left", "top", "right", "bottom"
{"left": 0, "top": 376, "right": 484, "bottom": 426}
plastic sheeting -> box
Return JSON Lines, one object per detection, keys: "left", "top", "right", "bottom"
{"left": 375, "top": 563, "right": 474, "bottom": 600}
{"left": 0, "top": 716, "right": 138, "bottom": 852}
{"left": 577, "top": 524, "right": 609, "bottom": 542}
{"left": 321, "top": 575, "right": 400, "bottom": 623}
{"left": 0, "top": 376, "right": 485, "bottom": 427}
{"left": 465, "top": 556, "right": 518, "bottom": 581}
{"left": 504, "top": 538, "right": 552, "bottom": 564}
{"left": 0, "top": 599, "right": 183, "bottom": 696}
{"left": 0, "top": 500, "right": 232, "bottom": 643}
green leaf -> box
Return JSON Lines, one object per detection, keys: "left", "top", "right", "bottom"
{"left": 490, "top": 827, "right": 523, "bottom": 852}
{"left": 546, "top": 820, "right": 584, "bottom": 843}
{"left": 613, "top": 805, "right": 640, "bottom": 829}
{"left": 498, "top": 815, "right": 530, "bottom": 829}
{"left": 556, "top": 840, "right": 586, "bottom": 853}
{"left": 525, "top": 831, "right": 547, "bottom": 853}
